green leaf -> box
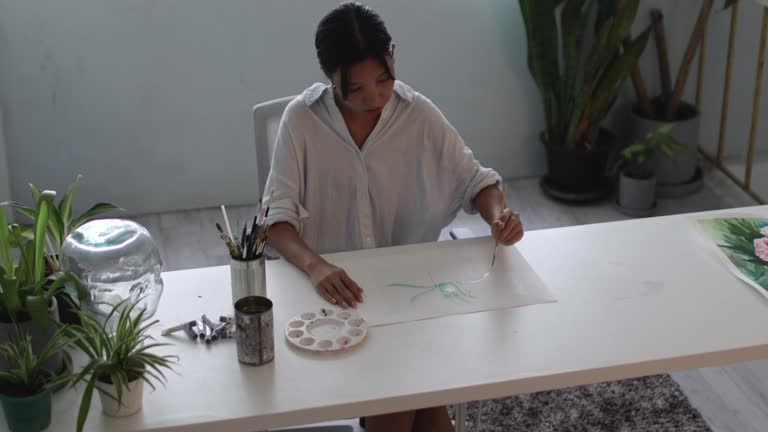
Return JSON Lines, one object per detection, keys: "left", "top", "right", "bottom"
{"left": 1, "top": 202, "right": 36, "bottom": 222}
{"left": 29, "top": 184, "right": 42, "bottom": 204}
{"left": 583, "top": 16, "right": 614, "bottom": 87}
{"left": 560, "top": 0, "right": 592, "bottom": 127}
{"left": 566, "top": 16, "right": 614, "bottom": 147}
{"left": 595, "top": 0, "right": 615, "bottom": 31}
{"left": 55, "top": 272, "right": 89, "bottom": 301}
{"left": 33, "top": 193, "right": 55, "bottom": 282}
{"left": 0, "top": 208, "right": 12, "bottom": 275}
{"left": 77, "top": 376, "right": 97, "bottom": 432}
{"left": 27, "top": 295, "right": 50, "bottom": 328}
{"left": 570, "top": 0, "right": 645, "bottom": 148}
{"left": 47, "top": 207, "right": 65, "bottom": 250}
{"left": 588, "top": 27, "right": 652, "bottom": 127}
{"left": 11, "top": 226, "right": 34, "bottom": 281}
{"left": 70, "top": 360, "right": 100, "bottom": 388}
{"left": 44, "top": 272, "right": 73, "bottom": 302}
{"left": 1, "top": 276, "right": 21, "bottom": 317}
{"left": 36, "top": 325, "right": 72, "bottom": 366}
{"left": 72, "top": 203, "right": 122, "bottom": 230}
{"left": 722, "top": 0, "right": 738, "bottom": 11}
{"left": 520, "top": 0, "right": 562, "bottom": 144}
{"left": 604, "top": 0, "right": 640, "bottom": 62}
{"left": 654, "top": 123, "right": 676, "bottom": 136}
{"left": 59, "top": 175, "right": 82, "bottom": 233}
{"left": 6, "top": 225, "right": 32, "bottom": 249}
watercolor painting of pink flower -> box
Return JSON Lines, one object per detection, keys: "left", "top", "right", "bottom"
{"left": 756, "top": 237, "right": 768, "bottom": 263}
{"left": 699, "top": 217, "right": 768, "bottom": 292}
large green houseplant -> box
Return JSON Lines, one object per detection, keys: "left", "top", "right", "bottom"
{"left": 0, "top": 192, "right": 88, "bottom": 327}
{"left": 0, "top": 193, "right": 87, "bottom": 373}
{"left": 519, "top": 0, "right": 651, "bottom": 201}
{"left": 2, "top": 175, "right": 122, "bottom": 325}
{"left": 0, "top": 326, "right": 72, "bottom": 432}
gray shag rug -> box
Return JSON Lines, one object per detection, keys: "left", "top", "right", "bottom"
{"left": 449, "top": 374, "right": 712, "bottom": 432}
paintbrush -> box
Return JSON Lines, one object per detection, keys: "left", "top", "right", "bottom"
{"left": 216, "top": 223, "right": 241, "bottom": 258}
{"left": 248, "top": 215, "right": 259, "bottom": 259}
{"left": 491, "top": 183, "right": 509, "bottom": 267}
{"left": 219, "top": 233, "right": 238, "bottom": 257}
{"left": 253, "top": 207, "right": 270, "bottom": 257}
{"left": 257, "top": 224, "right": 270, "bottom": 256}
{"left": 220, "top": 205, "right": 236, "bottom": 250}
{"left": 240, "top": 222, "right": 247, "bottom": 254}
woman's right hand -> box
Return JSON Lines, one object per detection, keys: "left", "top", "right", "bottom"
{"left": 307, "top": 259, "right": 364, "bottom": 308}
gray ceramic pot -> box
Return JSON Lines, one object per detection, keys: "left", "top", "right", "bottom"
{"left": 618, "top": 171, "right": 656, "bottom": 211}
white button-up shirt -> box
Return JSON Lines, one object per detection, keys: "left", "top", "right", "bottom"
{"left": 264, "top": 80, "right": 501, "bottom": 255}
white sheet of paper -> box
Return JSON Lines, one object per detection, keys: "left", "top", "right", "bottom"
{"left": 320, "top": 237, "right": 557, "bottom": 327}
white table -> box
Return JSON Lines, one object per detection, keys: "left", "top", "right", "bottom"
{"left": 7, "top": 205, "right": 768, "bottom": 431}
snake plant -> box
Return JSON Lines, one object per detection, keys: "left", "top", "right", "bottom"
{"left": 519, "top": 0, "right": 651, "bottom": 150}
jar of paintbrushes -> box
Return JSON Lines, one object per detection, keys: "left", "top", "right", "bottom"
{"left": 218, "top": 203, "right": 270, "bottom": 306}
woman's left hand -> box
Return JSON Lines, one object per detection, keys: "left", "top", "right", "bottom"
{"left": 491, "top": 209, "right": 524, "bottom": 246}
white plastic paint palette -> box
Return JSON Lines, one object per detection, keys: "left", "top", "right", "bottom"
{"left": 285, "top": 308, "right": 368, "bottom": 352}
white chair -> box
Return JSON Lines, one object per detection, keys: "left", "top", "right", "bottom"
{"left": 253, "top": 96, "right": 297, "bottom": 198}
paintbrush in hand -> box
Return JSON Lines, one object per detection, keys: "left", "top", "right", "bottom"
{"left": 491, "top": 183, "right": 509, "bottom": 267}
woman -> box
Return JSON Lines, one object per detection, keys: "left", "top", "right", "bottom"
{"left": 264, "top": 3, "right": 523, "bottom": 431}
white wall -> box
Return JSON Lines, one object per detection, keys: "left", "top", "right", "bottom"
{"left": 0, "top": 108, "right": 12, "bottom": 222}
{"left": 0, "top": 0, "right": 544, "bottom": 216}
{"left": 0, "top": 0, "right": 748, "bottom": 216}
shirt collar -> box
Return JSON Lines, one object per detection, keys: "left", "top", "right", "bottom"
{"left": 302, "top": 80, "right": 414, "bottom": 106}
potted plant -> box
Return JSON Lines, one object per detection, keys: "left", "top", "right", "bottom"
{"left": 0, "top": 325, "right": 72, "bottom": 432}
{"left": 615, "top": 124, "right": 690, "bottom": 216}
{"left": 2, "top": 175, "right": 122, "bottom": 324}
{"left": 519, "top": 0, "right": 651, "bottom": 202}
{"left": 67, "top": 300, "right": 176, "bottom": 432}
{"left": 0, "top": 193, "right": 87, "bottom": 373}
{"left": 630, "top": 1, "right": 737, "bottom": 192}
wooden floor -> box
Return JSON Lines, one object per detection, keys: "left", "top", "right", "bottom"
{"left": 129, "top": 164, "right": 767, "bottom": 432}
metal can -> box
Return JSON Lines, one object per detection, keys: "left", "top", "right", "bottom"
{"left": 234, "top": 296, "right": 274, "bottom": 365}
{"left": 230, "top": 257, "right": 266, "bottom": 305}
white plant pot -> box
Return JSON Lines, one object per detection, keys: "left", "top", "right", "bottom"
{"left": 98, "top": 378, "right": 144, "bottom": 417}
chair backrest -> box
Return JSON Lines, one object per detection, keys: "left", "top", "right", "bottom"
{"left": 253, "top": 96, "right": 296, "bottom": 198}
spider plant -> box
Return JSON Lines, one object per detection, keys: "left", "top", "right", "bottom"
{"left": 0, "top": 325, "right": 72, "bottom": 396}
{"left": 0, "top": 325, "right": 73, "bottom": 432}
{"left": 66, "top": 299, "right": 176, "bottom": 432}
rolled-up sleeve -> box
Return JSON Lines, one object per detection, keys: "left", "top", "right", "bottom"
{"left": 263, "top": 114, "right": 310, "bottom": 233}
{"left": 426, "top": 100, "right": 502, "bottom": 215}
{"left": 456, "top": 149, "right": 502, "bottom": 214}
